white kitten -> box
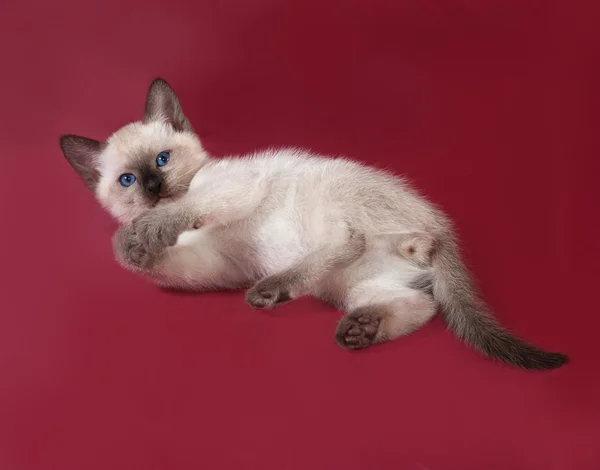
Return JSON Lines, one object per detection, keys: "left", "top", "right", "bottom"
{"left": 59, "top": 78, "right": 567, "bottom": 370}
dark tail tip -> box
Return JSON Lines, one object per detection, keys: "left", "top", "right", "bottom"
{"left": 473, "top": 327, "right": 569, "bottom": 370}
{"left": 503, "top": 348, "right": 569, "bottom": 371}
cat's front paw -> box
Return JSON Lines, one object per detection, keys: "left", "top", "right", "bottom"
{"left": 131, "top": 208, "right": 192, "bottom": 254}
{"left": 246, "top": 276, "right": 293, "bottom": 309}
{"left": 112, "top": 224, "right": 158, "bottom": 271}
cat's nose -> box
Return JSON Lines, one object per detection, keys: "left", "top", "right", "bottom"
{"left": 144, "top": 173, "right": 162, "bottom": 196}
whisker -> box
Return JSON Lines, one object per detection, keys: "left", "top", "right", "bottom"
{"left": 170, "top": 166, "right": 199, "bottom": 181}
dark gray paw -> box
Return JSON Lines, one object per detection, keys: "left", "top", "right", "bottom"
{"left": 131, "top": 208, "right": 193, "bottom": 254}
{"left": 112, "top": 225, "right": 157, "bottom": 270}
{"left": 245, "top": 276, "right": 293, "bottom": 309}
{"left": 335, "top": 309, "right": 381, "bottom": 349}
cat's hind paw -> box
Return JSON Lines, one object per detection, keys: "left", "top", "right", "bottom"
{"left": 245, "top": 276, "right": 293, "bottom": 309}
{"left": 335, "top": 309, "right": 381, "bottom": 349}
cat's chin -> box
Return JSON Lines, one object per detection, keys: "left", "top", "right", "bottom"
{"left": 151, "top": 196, "right": 175, "bottom": 208}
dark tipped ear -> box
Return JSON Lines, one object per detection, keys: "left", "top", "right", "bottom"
{"left": 59, "top": 135, "right": 106, "bottom": 191}
{"left": 144, "top": 78, "right": 194, "bottom": 133}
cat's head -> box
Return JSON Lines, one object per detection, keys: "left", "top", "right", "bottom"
{"left": 59, "top": 78, "right": 208, "bottom": 223}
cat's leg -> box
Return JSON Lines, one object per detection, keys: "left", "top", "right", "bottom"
{"left": 113, "top": 218, "right": 240, "bottom": 291}
{"left": 322, "top": 245, "right": 437, "bottom": 349}
{"left": 335, "top": 293, "right": 437, "bottom": 349}
{"left": 113, "top": 177, "right": 270, "bottom": 272}
{"left": 112, "top": 204, "right": 198, "bottom": 272}
{"left": 187, "top": 175, "right": 269, "bottom": 228}
{"left": 245, "top": 229, "right": 366, "bottom": 309}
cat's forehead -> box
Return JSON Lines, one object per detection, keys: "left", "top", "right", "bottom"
{"left": 103, "top": 121, "right": 201, "bottom": 169}
{"left": 107, "top": 121, "right": 174, "bottom": 156}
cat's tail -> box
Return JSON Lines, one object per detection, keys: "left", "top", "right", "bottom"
{"left": 431, "top": 234, "right": 568, "bottom": 370}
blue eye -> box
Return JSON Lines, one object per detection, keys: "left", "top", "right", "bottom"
{"left": 119, "top": 173, "right": 136, "bottom": 187}
{"left": 156, "top": 151, "right": 170, "bottom": 167}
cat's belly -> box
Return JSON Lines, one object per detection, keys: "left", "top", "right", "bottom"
{"left": 163, "top": 208, "right": 340, "bottom": 288}
{"left": 250, "top": 216, "right": 309, "bottom": 276}
{"left": 158, "top": 229, "right": 250, "bottom": 290}
{"left": 249, "top": 204, "right": 350, "bottom": 276}
{"left": 162, "top": 220, "right": 306, "bottom": 289}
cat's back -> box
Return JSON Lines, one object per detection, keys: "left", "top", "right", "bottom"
{"left": 239, "top": 147, "right": 401, "bottom": 190}
{"left": 281, "top": 149, "right": 448, "bottom": 233}
{"left": 214, "top": 147, "right": 445, "bottom": 232}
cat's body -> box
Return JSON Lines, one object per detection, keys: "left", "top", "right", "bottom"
{"left": 59, "top": 78, "right": 568, "bottom": 369}
{"left": 140, "top": 150, "right": 434, "bottom": 291}
{"left": 117, "top": 150, "right": 439, "bottom": 347}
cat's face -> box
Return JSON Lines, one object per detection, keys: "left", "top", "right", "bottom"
{"left": 59, "top": 79, "right": 208, "bottom": 223}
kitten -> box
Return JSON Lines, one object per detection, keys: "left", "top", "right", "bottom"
{"left": 59, "top": 78, "right": 568, "bottom": 370}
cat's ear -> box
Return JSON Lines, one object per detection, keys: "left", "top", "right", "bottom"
{"left": 144, "top": 78, "right": 194, "bottom": 133}
{"left": 59, "top": 135, "right": 106, "bottom": 191}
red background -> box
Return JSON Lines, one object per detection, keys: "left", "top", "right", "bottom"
{"left": 1, "top": 0, "right": 599, "bottom": 468}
